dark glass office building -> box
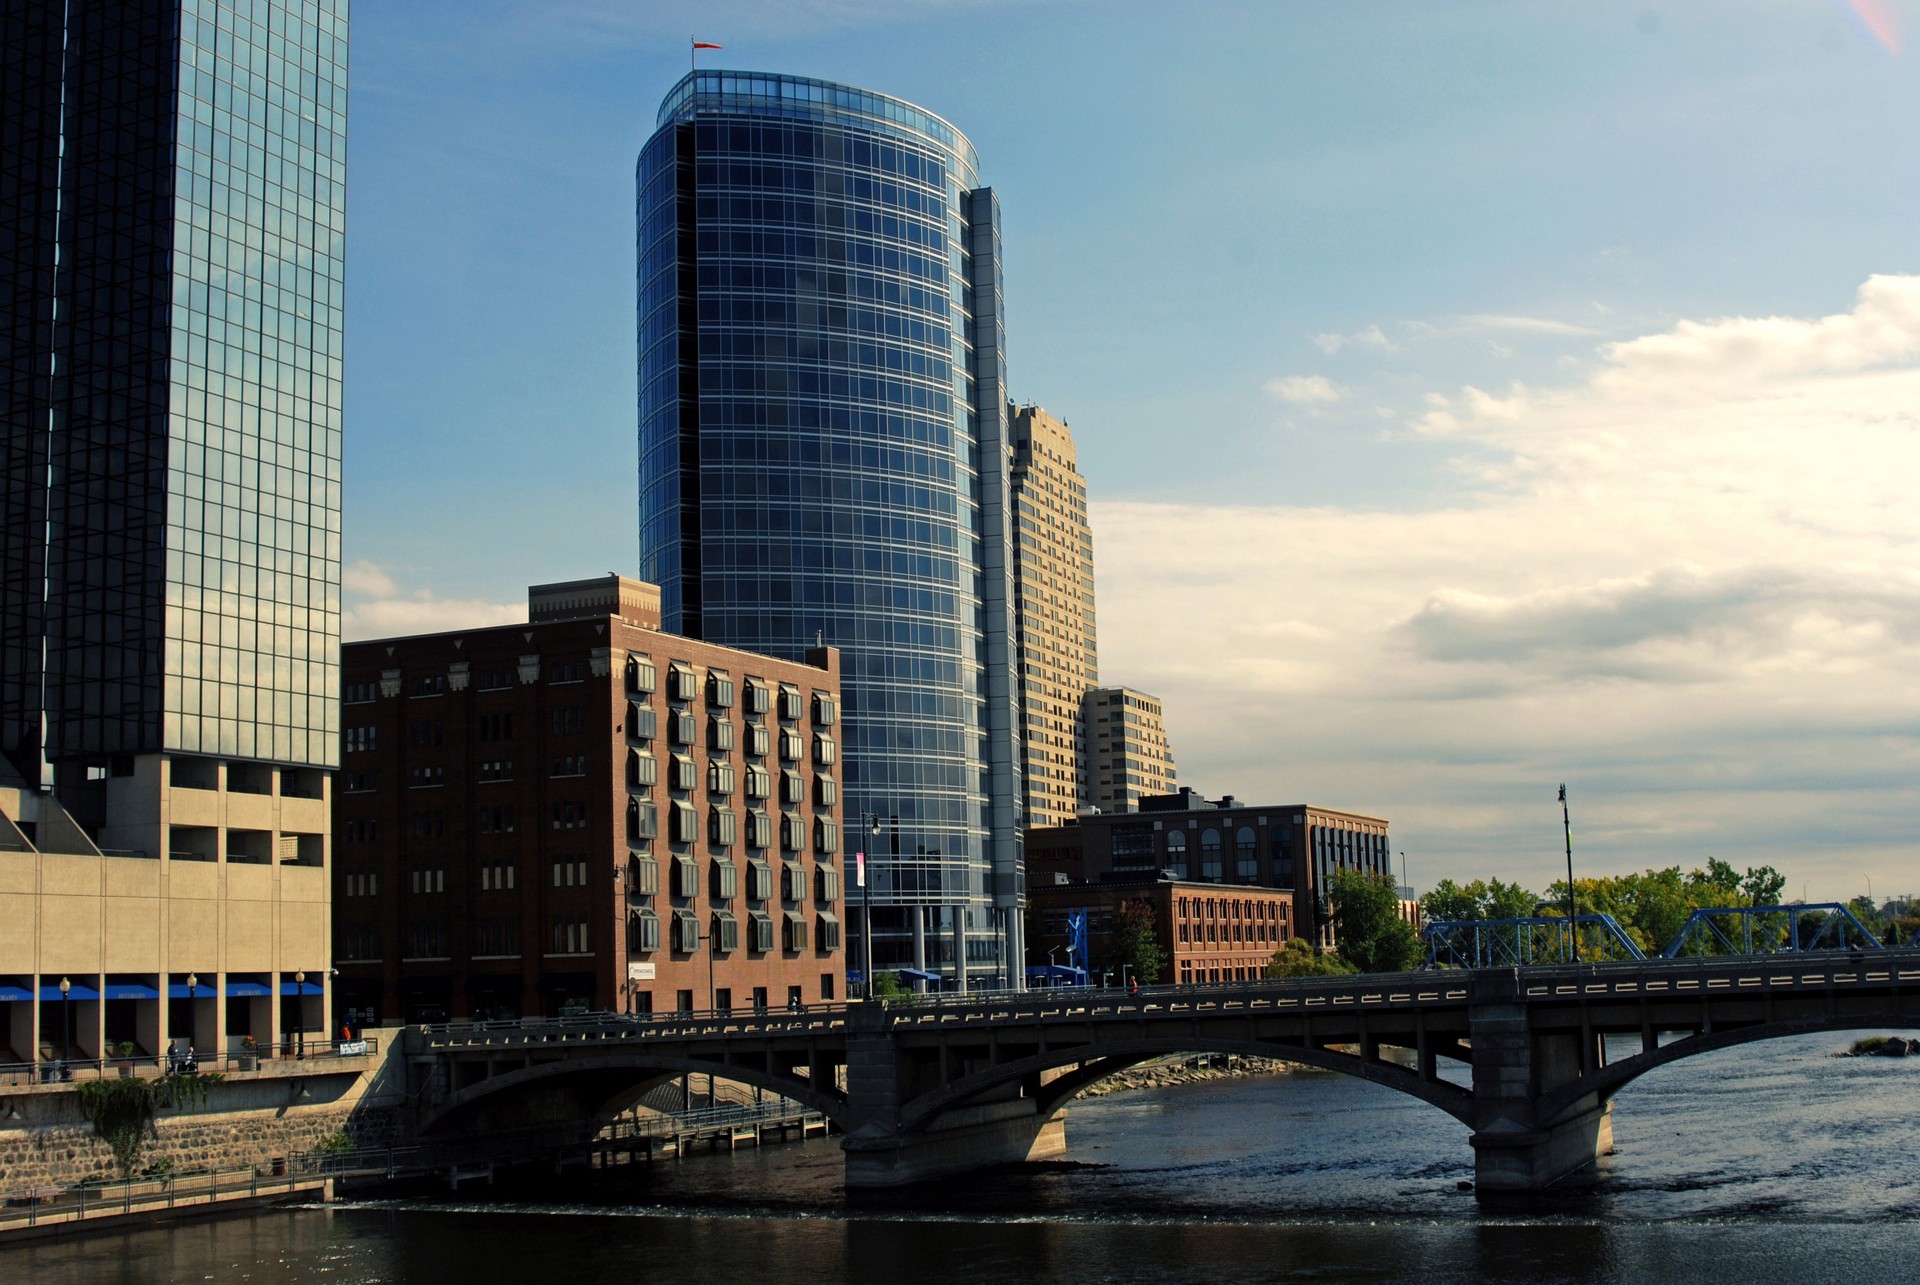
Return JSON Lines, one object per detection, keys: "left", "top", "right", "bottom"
{"left": 0, "top": 0, "right": 346, "bottom": 1065}
{"left": 2, "top": 0, "right": 345, "bottom": 790}
{"left": 637, "top": 72, "right": 1022, "bottom": 989}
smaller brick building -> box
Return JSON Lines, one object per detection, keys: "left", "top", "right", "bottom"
{"left": 1027, "top": 876, "right": 1295, "bottom": 986}
{"left": 334, "top": 576, "right": 845, "bottom": 1024}
{"left": 1026, "top": 787, "right": 1393, "bottom": 950}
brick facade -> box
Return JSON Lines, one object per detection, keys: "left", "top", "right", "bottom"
{"left": 334, "top": 577, "right": 846, "bottom": 1023}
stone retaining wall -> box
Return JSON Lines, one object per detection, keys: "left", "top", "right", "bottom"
{"left": 0, "top": 1036, "right": 409, "bottom": 1193}
{"left": 0, "top": 1105, "right": 378, "bottom": 1191}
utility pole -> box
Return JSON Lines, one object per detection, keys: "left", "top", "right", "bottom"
{"left": 1559, "top": 784, "right": 1576, "bottom": 962}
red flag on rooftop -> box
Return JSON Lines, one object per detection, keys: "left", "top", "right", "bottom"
{"left": 693, "top": 41, "right": 722, "bottom": 49}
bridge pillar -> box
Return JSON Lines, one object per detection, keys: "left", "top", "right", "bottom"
{"left": 1467, "top": 969, "right": 1612, "bottom": 1192}
{"left": 839, "top": 1002, "right": 1064, "bottom": 1188}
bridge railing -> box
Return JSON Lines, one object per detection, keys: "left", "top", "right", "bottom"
{"left": 0, "top": 1038, "right": 378, "bottom": 1087}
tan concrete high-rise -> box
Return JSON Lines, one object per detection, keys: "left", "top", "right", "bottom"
{"left": 1083, "top": 686, "right": 1178, "bottom": 814}
{"left": 1009, "top": 405, "right": 1099, "bottom": 829}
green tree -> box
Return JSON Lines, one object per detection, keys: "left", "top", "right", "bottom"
{"left": 1111, "top": 897, "right": 1167, "bottom": 984}
{"left": 1543, "top": 860, "right": 1798, "bottom": 955}
{"left": 1265, "top": 937, "right": 1356, "bottom": 978}
{"left": 1329, "top": 869, "right": 1422, "bottom": 973}
{"left": 1421, "top": 877, "right": 1539, "bottom": 923}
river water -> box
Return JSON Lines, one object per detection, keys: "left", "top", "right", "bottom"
{"left": 6, "top": 1030, "right": 1917, "bottom": 1282}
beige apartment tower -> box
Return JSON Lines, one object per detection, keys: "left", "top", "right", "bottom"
{"left": 1084, "top": 687, "right": 1177, "bottom": 815}
{"left": 1009, "top": 404, "right": 1099, "bottom": 828}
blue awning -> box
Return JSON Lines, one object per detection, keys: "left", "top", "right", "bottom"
{"left": 38, "top": 983, "right": 100, "bottom": 1001}
{"left": 895, "top": 967, "right": 943, "bottom": 983}
{"left": 225, "top": 981, "right": 272, "bottom": 998}
{"left": 0, "top": 985, "right": 32, "bottom": 1002}
{"left": 104, "top": 983, "right": 159, "bottom": 1000}
{"left": 845, "top": 970, "right": 865, "bottom": 984}
{"left": 167, "top": 982, "right": 210, "bottom": 999}
{"left": 1025, "top": 965, "right": 1088, "bottom": 982}
{"left": 279, "top": 981, "right": 323, "bottom": 996}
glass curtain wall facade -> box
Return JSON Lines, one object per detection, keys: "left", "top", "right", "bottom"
{"left": 637, "top": 72, "right": 1022, "bottom": 990}
{"left": 1, "top": 0, "right": 346, "bottom": 786}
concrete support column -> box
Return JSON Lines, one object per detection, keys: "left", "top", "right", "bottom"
{"left": 839, "top": 1001, "right": 1066, "bottom": 1188}
{"left": 1467, "top": 968, "right": 1612, "bottom": 1192}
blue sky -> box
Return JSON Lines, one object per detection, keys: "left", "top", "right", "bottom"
{"left": 342, "top": 1, "right": 1920, "bottom": 900}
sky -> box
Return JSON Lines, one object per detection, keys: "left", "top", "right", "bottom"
{"left": 341, "top": 1, "right": 1920, "bottom": 903}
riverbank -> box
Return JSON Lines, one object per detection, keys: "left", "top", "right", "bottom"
{"left": 1072, "top": 1053, "right": 1304, "bottom": 1098}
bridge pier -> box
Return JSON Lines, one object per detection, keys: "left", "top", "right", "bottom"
{"left": 1468, "top": 969, "right": 1613, "bottom": 1192}
{"left": 839, "top": 1002, "right": 1065, "bottom": 1188}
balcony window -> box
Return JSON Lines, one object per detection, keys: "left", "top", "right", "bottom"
{"left": 629, "top": 908, "right": 661, "bottom": 953}
{"left": 743, "top": 680, "right": 772, "bottom": 715}
{"left": 672, "top": 909, "right": 700, "bottom": 952}
{"left": 747, "top": 858, "right": 773, "bottom": 902}
{"left": 667, "top": 664, "right": 699, "bottom": 702}
{"left": 628, "top": 749, "right": 658, "bottom": 789}
{"left": 671, "top": 854, "right": 700, "bottom": 899}
{"left": 749, "top": 911, "right": 775, "bottom": 952}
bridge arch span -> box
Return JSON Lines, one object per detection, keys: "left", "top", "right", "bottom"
{"left": 900, "top": 1033, "right": 1473, "bottom": 1135}
{"left": 1538, "top": 1011, "right": 1920, "bottom": 1126}
{"left": 420, "top": 1048, "right": 848, "bottom": 1137}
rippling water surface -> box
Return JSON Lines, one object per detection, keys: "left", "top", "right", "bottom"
{"left": 5, "top": 1031, "right": 1917, "bottom": 1283}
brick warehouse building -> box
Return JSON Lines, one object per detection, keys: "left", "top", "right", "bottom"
{"left": 1026, "top": 788, "right": 1392, "bottom": 952}
{"left": 334, "top": 576, "right": 845, "bottom": 1023}
{"left": 1028, "top": 876, "right": 1295, "bottom": 987}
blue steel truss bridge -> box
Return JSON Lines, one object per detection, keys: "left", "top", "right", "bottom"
{"left": 1420, "top": 903, "right": 1893, "bottom": 969}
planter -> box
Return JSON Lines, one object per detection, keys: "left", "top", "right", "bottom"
{"left": 116, "top": 1063, "right": 134, "bottom": 1079}
{"left": 236, "top": 1054, "right": 258, "bottom": 1072}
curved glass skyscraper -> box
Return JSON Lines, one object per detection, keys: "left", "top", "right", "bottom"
{"left": 637, "top": 71, "right": 1021, "bottom": 989}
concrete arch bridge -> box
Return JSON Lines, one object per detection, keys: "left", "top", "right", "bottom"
{"left": 405, "top": 951, "right": 1920, "bottom": 1192}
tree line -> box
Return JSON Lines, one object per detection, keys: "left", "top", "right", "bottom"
{"left": 1265, "top": 858, "right": 1917, "bottom": 977}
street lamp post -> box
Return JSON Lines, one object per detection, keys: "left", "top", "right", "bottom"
{"left": 295, "top": 971, "right": 306, "bottom": 1059}
{"left": 858, "top": 812, "right": 881, "bottom": 998}
{"left": 1558, "top": 784, "right": 1576, "bottom": 962}
{"left": 59, "top": 976, "right": 71, "bottom": 1076}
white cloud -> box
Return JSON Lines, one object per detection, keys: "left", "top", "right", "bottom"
{"left": 343, "top": 559, "right": 399, "bottom": 599}
{"left": 342, "top": 562, "right": 523, "bottom": 642}
{"left": 1309, "top": 324, "right": 1395, "bottom": 355}
{"left": 1455, "top": 314, "right": 1601, "bottom": 336}
{"left": 1094, "top": 275, "right": 1920, "bottom": 896}
{"left": 1264, "top": 374, "right": 1344, "bottom": 404}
